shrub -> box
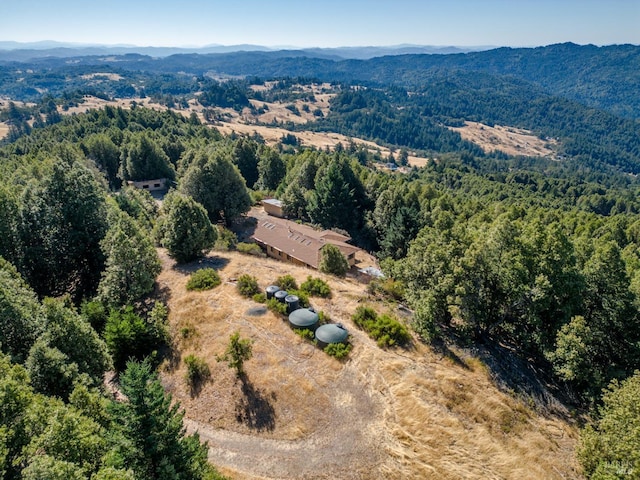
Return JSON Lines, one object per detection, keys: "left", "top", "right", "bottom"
{"left": 275, "top": 274, "right": 298, "bottom": 291}
{"left": 352, "top": 306, "right": 378, "bottom": 329}
{"left": 266, "top": 298, "right": 287, "bottom": 315}
{"left": 252, "top": 293, "right": 267, "bottom": 303}
{"left": 214, "top": 226, "right": 238, "bottom": 251}
{"left": 237, "top": 274, "right": 260, "bottom": 297}
{"left": 370, "top": 314, "right": 411, "bottom": 348}
{"left": 367, "top": 277, "right": 404, "bottom": 301}
{"left": 180, "top": 324, "right": 197, "bottom": 340}
{"left": 217, "top": 331, "right": 253, "bottom": 377}
{"left": 186, "top": 268, "right": 221, "bottom": 291}
{"left": 300, "top": 276, "right": 332, "bottom": 298}
{"left": 184, "top": 354, "right": 210, "bottom": 387}
{"left": 318, "top": 310, "right": 331, "bottom": 325}
{"left": 351, "top": 306, "right": 410, "bottom": 348}
{"left": 294, "top": 328, "right": 315, "bottom": 342}
{"left": 237, "top": 242, "right": 265, "bottom": 257}
{"left": 324, "top": 342, "right": 352, "bottom": 359}
{"left": 287, "top": 289, "right": 309, "bottom": 308}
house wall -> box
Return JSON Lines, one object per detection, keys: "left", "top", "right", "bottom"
{"left": 128, "top": 178, "right": 167, "bottom": 191}
{"left": 263, "top": 202, "right": 284, "bottom": 218}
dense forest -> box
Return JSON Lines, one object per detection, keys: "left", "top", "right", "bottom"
{"left": 1, "top": 43, "right": 640, "bottom": 478}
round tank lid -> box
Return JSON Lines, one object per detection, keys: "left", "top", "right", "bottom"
{"left": 315, "top": 323, "right": 349, "bottom": 344}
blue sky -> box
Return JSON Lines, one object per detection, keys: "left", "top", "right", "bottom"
{"left": 1, "top": 0, "right": 638, "bottom": 48}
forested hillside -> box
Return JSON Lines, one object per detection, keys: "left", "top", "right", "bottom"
{"left": 1, "top": 43, "right": 640, "bottom": 478}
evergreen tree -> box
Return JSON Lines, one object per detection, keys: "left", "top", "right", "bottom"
{"left": 120, "top": 133, "right": 176, "bottom": 182}
{"left": 19, "top": 159, "right": 109, "bottom": 299}
{"left": 0, "top": 257, "right": 44, "bottom": 363}
{"left": 231, "top": 138, "right": 259, "bottom": 188}
{"left": 318, "top": 244, "right": 349, "bottom": 277}
{"left": 256, "top": 149, "right": 285, "bottom": 191}
{"left": 98, "top": 205, "right": 161, "bottom": 307}
{"left": 307, "top": 160, "right": 356, "bottom": 231}
{"left": 159, "top": 192, "right": 217, "bottom": 264}
{"left": 109, "top": 360, "right": 215, "bottom": 479}
{"left": 180, "top": 149, "right": 251, "bottom": 225}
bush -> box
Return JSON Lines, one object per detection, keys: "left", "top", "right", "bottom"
{"left": 237, "top": 274, "right": 260, "bottom": 297}
{"left": 252, "top": 293, "right": 267, "bottom": 303}
{"left": 214, "top": 226, "right": 238, "bottom": 251}
{"left": 294, "top": 328, "right": 315, "bottom": 342}
{"left": 367, "top": 277, "right": 404, "bottom": 301}
{"left": 370, "top": 314, "right": 411, "bottom": 348}
{"left": 266, "top": 298, "right": 287, "bottom": 315}
{"left": 324, "top": 342, "right": 352, "bottom": 359}
{"left": 237, "top": 242, "right": 265, "bottom": 257}
{"left": 287, "top": 289, "right": 310, "bottom": 308}
{"left": 186, "top": 268, "right": 221, "bottom": 291}
{"left": 352, "top": 306, "right": 410, "bottom": 348}
{"left": 300, "top": 276, "right": 331, "bottom": 298}
{"left": 275, "top": 274, "right": 298, "bottom": 291}
{"left": 184, "top": 354, "right": 210, "bottom": 387}
{"left": 318, "top": 310, "right": 331, "bottom": 325}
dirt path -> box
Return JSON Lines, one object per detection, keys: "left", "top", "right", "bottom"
{"left": 184, "top": 354, "right": 385, "bottom": 479}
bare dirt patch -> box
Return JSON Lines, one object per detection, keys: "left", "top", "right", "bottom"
{"left": 80, "top": 72, "right": 124, "bottom": 81}
{"left": 450, "top": 121, "right": 558, "bottom": 158}
{"left": 157, "top": 248, "right": 581, "bottom": 480}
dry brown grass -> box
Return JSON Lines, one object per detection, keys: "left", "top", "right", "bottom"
{"left": 0, "top": 123, "right": 8, "bottom": 140}
{"left": 157, "top": 248, "right": 581, "bottom": 480}
{"left": 449, "top": 121, "right": 558, "bottom": 158}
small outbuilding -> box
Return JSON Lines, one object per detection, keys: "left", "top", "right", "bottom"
{"left": 288, "top": 308, "right": 319, "bottom": 330}
{"left": 315, "top": 323, "right": 349, "bottom": 347}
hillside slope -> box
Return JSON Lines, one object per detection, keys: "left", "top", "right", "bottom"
{"left": 157, "top": 249, "right": 581, "bottom": 479}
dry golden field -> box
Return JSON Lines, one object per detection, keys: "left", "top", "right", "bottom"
{"left": 157, "top": 247, "right": 582, "bottom": 480}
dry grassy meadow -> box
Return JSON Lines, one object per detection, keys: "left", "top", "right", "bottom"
{"left": 157, "top": 247, "right": 581, "bottom": 480}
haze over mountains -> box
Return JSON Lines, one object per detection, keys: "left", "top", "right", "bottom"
{"left": 0, "top": 40, "right": 492, "bottom": 61}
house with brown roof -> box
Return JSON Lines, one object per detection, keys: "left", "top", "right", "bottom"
{"left": 251, "top": 216, "right": 359, "bottom": 270}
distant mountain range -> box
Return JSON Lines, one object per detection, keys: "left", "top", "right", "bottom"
{"left": 0, "top": 41, "right": 492, "bottom": 61}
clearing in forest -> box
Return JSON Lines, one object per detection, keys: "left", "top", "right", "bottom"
{"left": 157, "top": 246, "right": 581, "bottom": 480}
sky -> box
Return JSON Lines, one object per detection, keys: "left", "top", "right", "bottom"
{"left": 0, "top": 0, "right": 638, "bottom": 48}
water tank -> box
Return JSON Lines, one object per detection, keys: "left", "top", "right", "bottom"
{"left": 315, "top": 323, "right": 349, "bottom": 346}
{"left": 288, "top": 308, "right": 319, "bottom": 330}
{"left": 285, "top": 294, "right": 300, "bottom": 313}
{"left": 274, "top": 290, "right": 288, "bottom": 303}
{"left": 266, "top": 285, "right": 280, "bottom": 299}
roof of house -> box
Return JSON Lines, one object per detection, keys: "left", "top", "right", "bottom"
{"left": 262, "top": 198, "right": 283, "bottom": 208}
{"left": 251, "top": 216, "right": 359, "bottom": 269}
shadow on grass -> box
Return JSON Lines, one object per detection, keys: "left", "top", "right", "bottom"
{"left": 235, "top": 373, "right": 277, "bottom": 432}
{"left": 171, "top": 255, "right": 230, "bottom": 275}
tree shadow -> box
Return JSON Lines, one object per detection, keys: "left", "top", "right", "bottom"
{"left": 171, "top": 255, "right": 230, "bottom": 275}
{"left": 235, "top": 374, "right": 276, "bottom": 432}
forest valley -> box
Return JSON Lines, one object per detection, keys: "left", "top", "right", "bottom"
{"left": 1, "top": 42, "right": 640, "bottom": 479}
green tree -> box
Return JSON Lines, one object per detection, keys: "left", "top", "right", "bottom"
{"left": 0, "top": 258, "right": 44, "bottom": 363}
{"left": 19, "top": 158, "right": 109, "bottom": 299}
{"left": 307, "top": 158, "right": 365, "bottom": 232}
{"left": 104, "top": 307, "right": 166, "bottom": 372}
{"left": 159, "top": 192, "right": 217, "bottom": 264}
{"left": 318, "top": 244, "right": 349, "bottom": 277}
{"left": 0, "top": 186, "right": 21, "bottom": 268}
{"left": 255, "top": 149, "right": 285, "bottom": 191}
{"left": 109, "top": 360, "right": 214, "bottom": 479}
{"left": 579, "top": 372, "right": 640, "bottom": 478}
{"left": 180, "top": 149, "right": 251, "bottom": 225}
{"left": 119, "top": 133, "right": 176, "bottom": 182}
{"left": 231, "top": 138, "right": 259, "bottom": 188}
{"left": 98, "top": 206, "right": 161, "bottom": 307}
{"left": 26, "top": 298, "right": 112, "bottom": 399}
{"left": 217, "top": 332, "right": 253, "bottom": 377}
{"left": 83, "top": 133, "right": 121, "bottom": 189}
